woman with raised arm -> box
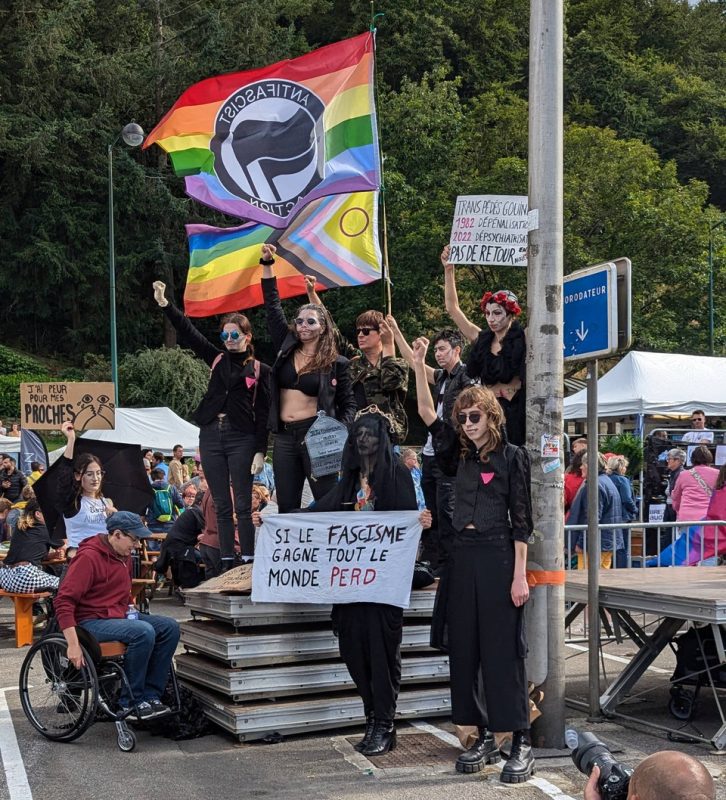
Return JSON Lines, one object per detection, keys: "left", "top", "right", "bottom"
{"left": 412, "top": 336, "right": 535, "bottom": 784}
{"left": 57, "top": 422, "right": 116, "bottom": 557}
{"left": 441, "top": 245, "right": 526, "bottom": 445}
{"left": 152, "top": 280, "right": 271, "bottom": 571}
{"left": 260, "top": 244, "right": 356, "bottom": 512}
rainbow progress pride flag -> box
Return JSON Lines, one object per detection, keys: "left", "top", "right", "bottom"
{"left": 184, "top": 191, "right": 381, "bottom": 317}
{"left": 145, "top": 33, "right": 379, "bottom": 228}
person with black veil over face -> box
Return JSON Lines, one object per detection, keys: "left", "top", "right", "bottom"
{"left": 300, "top": 408, "right": 431, "bottom": 756}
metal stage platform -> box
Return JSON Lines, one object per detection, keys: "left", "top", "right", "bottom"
{"left": 178, "top": 586, "right": 449, "bottom": 741}
{"left": 565, "top": 567, "right": 726, "bottom": 749}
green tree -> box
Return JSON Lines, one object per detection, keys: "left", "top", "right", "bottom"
{"left": 118, "top": 347, "right": 209, "bottom": 418}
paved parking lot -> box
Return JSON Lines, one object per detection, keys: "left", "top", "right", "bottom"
{"left": 0, "top": 596, "right": 723, "bottom": 800}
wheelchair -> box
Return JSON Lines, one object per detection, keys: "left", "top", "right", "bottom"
{"left": 19, "top": 614, "right": 181, "bottom": 752}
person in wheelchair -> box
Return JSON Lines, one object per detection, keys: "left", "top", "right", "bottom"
{"left": 54, "top": 511, "right": 180, "bottom": 721}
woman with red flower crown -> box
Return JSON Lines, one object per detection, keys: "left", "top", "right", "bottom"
{"left": 440, "top": 245, "right": 526, "bottom": 445}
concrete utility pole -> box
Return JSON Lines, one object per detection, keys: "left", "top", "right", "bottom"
{"left": 526, "top": 0, "right": 565, "bottom": 748}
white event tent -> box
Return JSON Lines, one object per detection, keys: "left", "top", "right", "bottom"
{"left": 563, "top": 351, "right": 726, "bottom": 419}
{"left": 80, "top": 407, "right": 199, "bottom": 456}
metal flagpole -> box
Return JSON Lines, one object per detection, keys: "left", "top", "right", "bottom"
{"left": 370, "top": 4, "right": 391, "bottom": 314}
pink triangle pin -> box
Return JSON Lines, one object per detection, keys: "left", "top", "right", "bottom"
{"left": 245, "top": 377, "right": 257, "bottom": 390}
{"left": 480, "top": 472, "right": 495, "bottom": 485}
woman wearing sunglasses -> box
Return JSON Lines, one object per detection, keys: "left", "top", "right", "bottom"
{"left": 260, "top": 244, "right": 356, "bottom": 512}
{"left": 412, "top": 337, "right": 535, "bottom": 784}
{"left": 152, "top": 281, "right": 271, "bottom": 570}
{"left": 440, "top": 245, "right": 526, "bottom": 445}
{"left": 58, "top": 421, "right": 116, "bottom": 558}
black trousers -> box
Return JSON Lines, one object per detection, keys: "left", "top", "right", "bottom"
{"left": 447, "top": 532, "right": 529, "bottom": 731}
{"left": 336, "top": 603, "right": 403, "bottom": 720}
{"left": 420, "top": 454, "right": 455, "bottom": 569}
{"left": 199, "top": 418, "right": 257, "bottom": 559}
{"left": 272, "top": 417, "right": 338, "bottom": 513}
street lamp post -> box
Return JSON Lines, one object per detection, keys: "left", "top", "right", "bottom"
{"left": 708, "top": 217, "right": 725, "bottom": 356}
{"left": 108, "top": 122, "right": 145, "bottom": 407}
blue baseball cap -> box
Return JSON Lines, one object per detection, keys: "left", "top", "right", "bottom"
{"left": 106, "top": 511, "right": 151, "bottom": 539}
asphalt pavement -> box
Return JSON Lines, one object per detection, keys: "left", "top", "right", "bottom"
{"left": 0, "top": 595, "right": 723, "bottom": 800}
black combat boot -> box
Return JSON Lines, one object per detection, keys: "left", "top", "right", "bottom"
{"left": 353, "top": 711, "right": 376, "bottom": 753}
{"left": 361, "top": 719, "right": 396, "bottom": 756}
{"left": 500, "top": 729, "right": 535, "bottom": 783}
{"left": 455, "top": 727, "right": 501, "bottom": 773}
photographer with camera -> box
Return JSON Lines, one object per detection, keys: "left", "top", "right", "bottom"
{"left": 577, "top": 738, "right": 714, "bottom": 800}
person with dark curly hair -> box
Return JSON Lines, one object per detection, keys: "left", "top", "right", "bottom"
{"left": 260, "top": 244, "right": 356, "bottom": 512}
{"left": 440, "top": 245, "right": 526, "bottom": 445}
{"left": 413, "top": 336, "right": 534, "bottom": 783}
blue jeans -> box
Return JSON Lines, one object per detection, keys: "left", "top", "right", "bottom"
{"left": 200, "top": 417, "right": 257, "bottom": 559}
{"left": 79, "top": 614, "right": 180, "bottom": 707}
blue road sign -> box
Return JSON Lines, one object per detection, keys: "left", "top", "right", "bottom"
{"left": 563, "top": 263, "right": 618, "bottom": 361}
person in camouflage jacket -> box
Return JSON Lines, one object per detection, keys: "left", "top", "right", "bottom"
{"left": 347, "top": 311, "right": 410, "bottom": 444}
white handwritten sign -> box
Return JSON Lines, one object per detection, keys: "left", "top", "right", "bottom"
{"left": 252, "top": 511, "right": 422, "bottom": 608}
{"left": 448, "top": 194, "right": 529, "bottom": 267}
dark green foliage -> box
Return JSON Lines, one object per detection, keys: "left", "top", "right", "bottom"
{"left": 0, "top": 372, "right": 50, "bottom": 419}
{"left": 601, "top": 432, "right": 644, "bottom": 477}
{"left": 118, "top": 347, "right": 210, "bottom": 419}
{"left": 0, "top": 346, "right": 47, "bottom": 376}
{"left": 0, "top": 0, "right": 725, "bottom": 367}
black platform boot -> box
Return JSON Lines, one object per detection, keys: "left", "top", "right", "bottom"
{"left": 455, "top": 727, "right": 501, "bottom": 773}
{"left": 361, "top": 719, "right": 396, "bottom": 756}
{"left": 353, "top": 711, "right": 376, "bottom": 753}
{"left": 500, "top": 729, "right": 535, "bottom": 783}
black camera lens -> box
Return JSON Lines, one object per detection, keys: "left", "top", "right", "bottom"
{"left": 567, "top": 729, "right": 633, "bottom": 800}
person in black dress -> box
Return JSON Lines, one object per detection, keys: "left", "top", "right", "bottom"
{"left": 259, "top": 408, "right": 431, "bottom": 755}
{"left": 413, "top": 336, "right": 535, "bottom": 783}
{"left": 153, "top": 280, "right": 271, "bottom": 571}
{"left": 441, "top": 245, "right": 526, "bottom": 445}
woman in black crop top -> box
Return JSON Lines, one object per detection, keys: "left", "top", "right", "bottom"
{"left": 413, "top": 337, "right": 535, "bottom": 784}
{"left": 259, "top": 244, "right": 356, "bottom": 512}
{"left": 153, "top": 280, "right": 271, "bottom": 572}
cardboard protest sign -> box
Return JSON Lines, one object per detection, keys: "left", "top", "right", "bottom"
{"left": 20, "top": 382, "right": 116, "bottom": 431}
{"left": 304, "top": 412, "right": 349, "bottom": 478}
{"left": 252, "top": 511, "right": 422, "bottom": 608}
{"left": 448, "top": 194, "right": 529, "bottom": 266}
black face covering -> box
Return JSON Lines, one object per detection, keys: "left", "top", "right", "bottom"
{"left": 313, "top": 413, "right": 417, "bottom": 513}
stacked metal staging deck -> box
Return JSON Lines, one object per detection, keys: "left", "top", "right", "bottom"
{"left": 177, "top": 586, "right": 450, "bottom": 741}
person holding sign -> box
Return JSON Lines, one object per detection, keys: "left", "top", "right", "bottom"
{"left": 260, "top": 244, "right": 356, "bottom": 512}
{"left": 153, "top": 280, "right": 271, "bottom": 570}
{"left": 440, "top": 245, "right": 526, "bottom": 445}
{"left": 412, "top": 337, "right": 534, "bottom": 783}
{"left": 57, "top": 422, "right": 116, "bottom": 557}
{"left": 292, "top": 407, "right": 431, "bottom": 757}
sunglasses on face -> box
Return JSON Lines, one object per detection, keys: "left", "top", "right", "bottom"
{"left": 220, "top": 330, "right": 242, "bottom": 342}
{"left": 356, "top": 327, "right": 378, "bottom": 336}
{"left": 457, "top": 411, "right": 482, "bottom": 425}
{"left": 295, "top": 317, "right": 320, "bottom": 327}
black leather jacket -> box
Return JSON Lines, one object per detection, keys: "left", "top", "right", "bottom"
{"left": 261, "top": 277, "right": 357, "bottom": 433}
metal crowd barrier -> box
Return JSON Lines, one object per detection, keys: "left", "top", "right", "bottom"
{"left": 564, "top": 519, "right": 726, "bottom": 569}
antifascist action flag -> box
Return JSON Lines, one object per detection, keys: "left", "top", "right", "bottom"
{"left": 145, "top": 33, "right": 380, "bottom": 228}
{"left": 183, "top": 190, "right": 381, "bottom": 317}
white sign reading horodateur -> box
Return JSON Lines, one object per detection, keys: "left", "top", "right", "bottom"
{"left": 252, "top": 511, "right": 422, "bottom": 608}
{"left": 448, "top": 194, "right": 529, "bottom": 266}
